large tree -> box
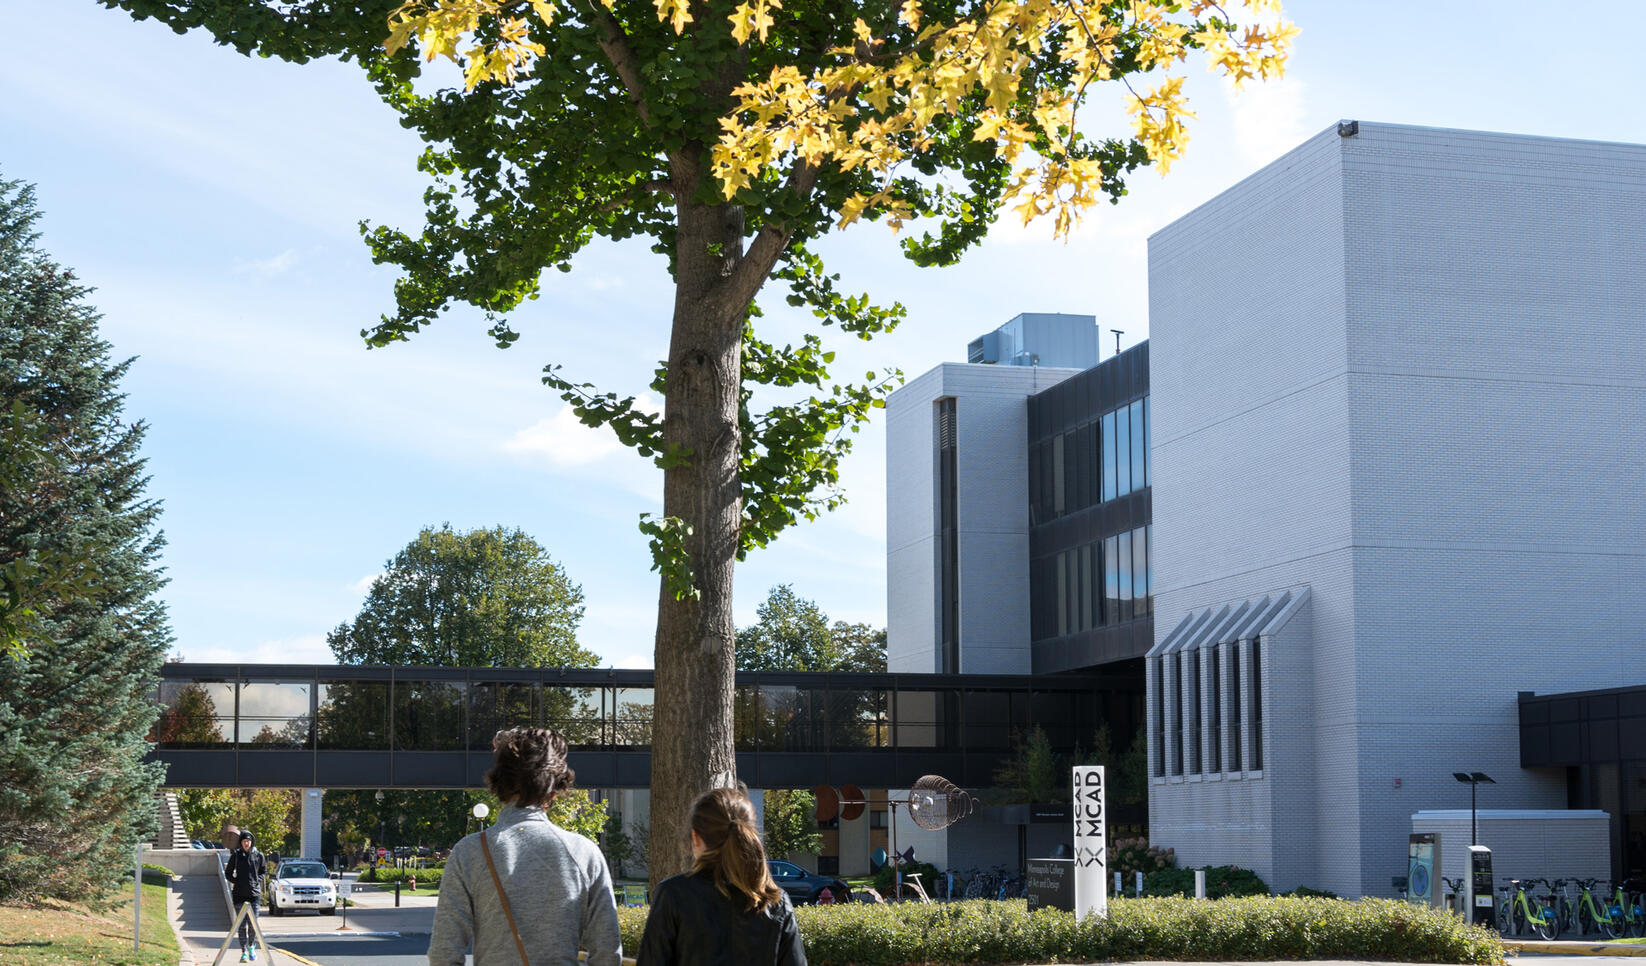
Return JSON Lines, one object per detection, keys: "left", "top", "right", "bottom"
{"left": 329, "top": 524, "right": 595, "bottom": 667}
{"left": 0, "top": 177, "right": 172, "bottom": 902}
{"left": 101, "top": 0, "right": 1290, "bottom": 883}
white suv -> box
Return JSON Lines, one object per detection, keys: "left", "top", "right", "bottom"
{"left": 265, "top": 860, "right": 339, "bottom": 916}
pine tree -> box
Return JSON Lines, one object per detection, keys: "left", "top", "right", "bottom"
{"left": 0, "top": 177, "right": 171, "bottom": 903}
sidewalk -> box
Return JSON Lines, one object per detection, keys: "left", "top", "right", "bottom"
{"left": 169, "top": 873, "right": 438, "bottom": 965}
{"left": 1507, "top": 939, "right": 1646, "bottom": 957}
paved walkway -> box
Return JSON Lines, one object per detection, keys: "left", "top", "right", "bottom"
{"left": 169, "top": 873, "right": 438, "bottom": 965}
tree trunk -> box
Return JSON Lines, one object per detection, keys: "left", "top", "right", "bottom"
{"left": 649, "top": 173, "right": 747, "bottom": 889}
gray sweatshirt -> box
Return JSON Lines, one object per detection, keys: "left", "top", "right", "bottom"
{"left": 428, "top": 804, "right": 622, "bottom": 966}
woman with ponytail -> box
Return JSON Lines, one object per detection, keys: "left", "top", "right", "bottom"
{"left": 429, "top": 727, "right": 621, "bottom": 966}
{"left": 637, "top": 787, "right": 807, "bottom": 966}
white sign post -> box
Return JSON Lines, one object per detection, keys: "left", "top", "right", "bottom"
{"left": 1072, "top": 765, "right": 1108, "bottom": 920}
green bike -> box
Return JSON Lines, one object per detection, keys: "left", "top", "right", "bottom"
{"left": 1497, "top": 878, "right": 1561, "bottom": 940}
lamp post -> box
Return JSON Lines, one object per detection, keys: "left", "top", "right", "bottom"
{"left": 1452, "top": 772, "right": 1495, "bottom": 846}
{"left": 470, "top": 802, "right": 490, "bottom": 839}
{"left": 375, "top": 791, "right": 386, "bottom": 862}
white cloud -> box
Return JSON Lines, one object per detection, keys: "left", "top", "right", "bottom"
{"left": 350, "top": 572, "right": 385, "bottom": 593}
{"left": 503, "top": 406, "right": 625, "bottom": 466}
{"left": 612, "top": 651, "right": 653, "bottom": 670}
{"left": 235, "top": 248, "right": 301, "bottom": 278}
{"left": 179, "top": 634, "right": 332, "bottom": 666}
{"left": 1223, "top": 76, "right": 1309, "bottom": 168}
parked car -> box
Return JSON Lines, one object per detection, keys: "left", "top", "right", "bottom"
{"left": 264, "top": 859, "right": 340, "bottom": 916}
{"left": 766, "top": 860, "right": 850, "bottom": 905}
{"left": 190, "top": 840, "right": 212, "bottom": 850}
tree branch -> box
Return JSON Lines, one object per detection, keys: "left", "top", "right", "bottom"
{"left": 583, "top": 0, "right": 657, "bottom": 130}
{"left": 716, "top": 158, "right": 821, "bottom": 314}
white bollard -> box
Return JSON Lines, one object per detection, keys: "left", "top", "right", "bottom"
{"left": 1194, "top": 869, "right": 1206, "bottom": 900}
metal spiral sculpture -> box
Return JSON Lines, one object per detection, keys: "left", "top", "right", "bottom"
{"left": 907, "top": 774, "right": 976, "bottom": 831}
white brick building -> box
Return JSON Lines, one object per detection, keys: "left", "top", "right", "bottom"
{"left": 1146, "top": 121, "right": 1646, "bottom": 896}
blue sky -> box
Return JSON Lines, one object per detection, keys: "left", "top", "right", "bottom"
{"left": 4, "top": 1, "right": 1642, "bottom": 668}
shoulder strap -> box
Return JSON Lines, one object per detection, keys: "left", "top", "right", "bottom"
{"left": 480, "top": 830, "right": 531, "bottom": 966}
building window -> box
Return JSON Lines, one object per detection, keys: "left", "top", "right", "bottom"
{"left": 1228, "top": 643, "right": 1242, "bottom": 772}
{"left": 1207, "top": 647, "right": 1221, "bottom": 773}
{"left": 1169, "top": 652, "right": 1182, "bottom": 776}
{"left": 1115, "top": 402, "right": 1131, "bottom": 496}
{"left": 1130, "top": 399, "right": 1146, "bottom": 495}
{"left": 1132, "top": 525, "right": 1148, "bottom": 617}
{"left": 1117, "top": 530, "right": 1133, "bottom": 622}
{"left": 1250, "top": 637, "right": 1263, "bottom": 770}
{"left": 936, "top": 398, "right": 959, "bottom": 674}
{"left": 1104, "top": 536, "right": 1119, "bottom": 624}
{"left": 1152, "top": 658, "right": 1166, "bottom": 778}
{"left": 1052, "top": 432, "right": 1065, "bottom": 515}
{"left": 1187, "top": 650, "right": 1201, "bottom": 775}
{"left": 1055, "top": 551, "right": 1068, "bottom": 637}
{"left": 1142, "top": 396, "right": 1151, "bottom": 487}
{"left": 1101, "top": 410, "right": 1117, "bottom": 502}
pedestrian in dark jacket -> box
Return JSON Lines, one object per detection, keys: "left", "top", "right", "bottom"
{"left": 224, "top": 830, "right": 267, "bottom": 961}
{"left": 637, "top": 787, "right": 807, "bottom": 966}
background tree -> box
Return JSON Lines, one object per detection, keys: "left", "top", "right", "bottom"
{"left": 102, "top": 0, "right": 1290, "bottom": 884}
{"left": 322, "top": 525, "right": 606, "bottom": 853}
{"left": 1082, "top": 723, "right": 1147, "bottom": 806}
{"left": 761, "top": 789, "right": 822, "bottom": 863}
{"left": 0, "top": 177, "right": 171, "bottom": 903}
{"left": 735, "top": 584, "right": 886, "bottom": 672}
{"left": 239, "top": 788, "right": 302, "bottom": 855}
{"left": 991, "top": 725, "right": 1064, "bottom": 804}
{"left": 329, "top": 524, "right": 595, "bottom": 667}
{"left": 177, "top": 789, "right": 238, "bottom": 842}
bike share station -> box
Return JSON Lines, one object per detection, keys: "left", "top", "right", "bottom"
{"left": 1402, "top": 832, "right": 1495, "bottom": 926}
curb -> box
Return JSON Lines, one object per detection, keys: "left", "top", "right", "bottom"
{"left": 1506, "top": 939, "right": 1646, "bottom": 957}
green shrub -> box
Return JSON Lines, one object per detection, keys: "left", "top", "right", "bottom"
{"left": 872, "top": 862, "right": 941, "bottom": 897}
{"left": 614, "top": 895, "right": 1501, "bottom": 965}
{"left": 140, "top": 862, "right": 174, "bottom": 886}
{"left": 1144, "top": 864, "right": 1269, "bottom": 899}
{"left": 1108, "top": 837, "right": 1176, "bottom": 883}
{"left": 1282, "top": 885, "right": 1342, "bottom": 899}
{"left": 363, "top": 867, "right": 444, "bottom": 887}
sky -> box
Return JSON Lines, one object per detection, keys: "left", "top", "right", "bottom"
{"left": 4, "top": 1, "right": 1644, "bottom": 670}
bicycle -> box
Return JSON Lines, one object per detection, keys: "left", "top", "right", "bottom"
{"left": 1566, "top": 878, "right": 1624, "bottom": 938}
{"left": 1441, "top": 876, "right": 1466, "bottom": 915}
{"left": 1605, "top": 880, "right": 1646, "bottom": 938}
{"left": 1497, "top": 878, "right": 1560, "bottom": 939}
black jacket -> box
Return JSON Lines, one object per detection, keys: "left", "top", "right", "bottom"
{"left": 225, "top": 847, "right": 266, "bottom": 901}
{"left": 637, "top": 870, "right": 806, "bottom": 966}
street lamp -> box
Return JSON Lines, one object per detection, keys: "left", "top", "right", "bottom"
{"left": 1452, "top": 772, "right": 1495, "bottom": 846}
{"left": 375, "top": 791, "right": 386, "bottom": 862}
{"left": 469, "top": 802, "right": 490, "bottom": 839}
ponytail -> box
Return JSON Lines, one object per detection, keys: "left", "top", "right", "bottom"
{"left": 689, "top": 787, "right": 784, "bottom": 913}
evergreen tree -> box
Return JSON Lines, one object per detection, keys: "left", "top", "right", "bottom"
{"left": 0, "top": 177, "right": 171, "bottom": 902}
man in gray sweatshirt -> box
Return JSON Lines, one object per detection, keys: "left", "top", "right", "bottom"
{"left": 428, "top": 729, "right": 622, "bottom": 966}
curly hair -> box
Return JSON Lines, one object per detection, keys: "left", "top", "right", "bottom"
{"left": 485, "top": 727, "right": 575, "bottom": 807}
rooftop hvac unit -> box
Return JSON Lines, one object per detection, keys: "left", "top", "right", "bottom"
{"left": 967, "top": 332, "right": 1002, "bottom": 364}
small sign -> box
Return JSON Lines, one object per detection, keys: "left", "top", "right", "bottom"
{"left": 1072, "top": 765, "right": 1108, "bottom": 920}
{"left": 1026, "top": 859, "right": 1074, "bottom": 912}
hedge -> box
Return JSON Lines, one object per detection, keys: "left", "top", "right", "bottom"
{"left": 362, "top": 867, "right": 443, "bottom": 887}
{"left": 614, "top": 896, "right": 1501, "bottom": 965}
{"left": 1143, "top": 865, "right": 1270, "bottom": 899}
{"left": 140, "top": 862, "right": 174, "bottom": 886}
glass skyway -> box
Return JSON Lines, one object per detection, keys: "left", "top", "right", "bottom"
{"left": 150, "top": 663, "right": 1128, "bottom": 790}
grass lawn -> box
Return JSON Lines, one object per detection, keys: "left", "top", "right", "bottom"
{"left": 0, "top": 881, "right": 177, "bottom": 965}
{"left": 358, "top": 881, "right": 440, "bottom": 898}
